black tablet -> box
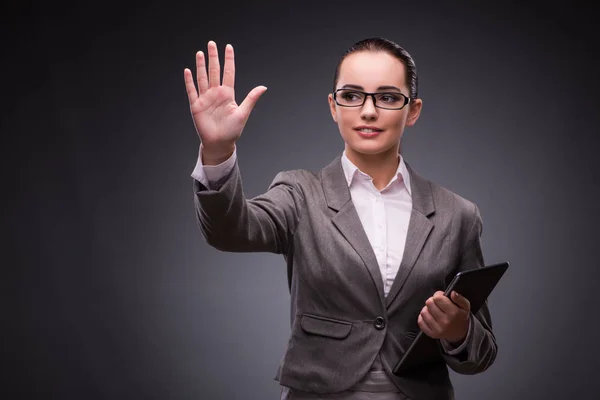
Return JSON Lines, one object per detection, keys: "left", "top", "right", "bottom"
{"left": 392, "top": 261, "right": 509, "bottom": 375}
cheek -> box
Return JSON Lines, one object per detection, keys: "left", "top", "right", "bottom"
{"left": 336, "top": 112, "right": 354, "bottom": 131}
{"left": 388, "top": 117, "right": 409, "bottom": 137}
{"left": 388, "top": 112, "right": 408, "bottom": 126}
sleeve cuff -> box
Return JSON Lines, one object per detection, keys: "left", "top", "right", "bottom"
{"left": 441, "top": 313, "right": 473, "bottom": 355}
{"left": 191, "top": 144, "right": 237, "bottom": 189}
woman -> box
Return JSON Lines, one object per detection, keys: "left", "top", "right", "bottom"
{"left": 184, "top": 38, "right": 497, "bottom": 400}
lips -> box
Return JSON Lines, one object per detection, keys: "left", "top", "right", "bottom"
{"left": 354, "top": 126, "right": 383, "bottom": 138}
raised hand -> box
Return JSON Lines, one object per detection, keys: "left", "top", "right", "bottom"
{"left": 184, "top": 41, "right": 267, "bottom": 163}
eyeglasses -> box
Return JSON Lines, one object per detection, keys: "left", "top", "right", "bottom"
{"left": 333, "top": 89, "right": 411, "bottom": 110}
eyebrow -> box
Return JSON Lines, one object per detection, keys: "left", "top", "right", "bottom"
{"left": 341, "top": 84, "right": 403, "bottom": 92}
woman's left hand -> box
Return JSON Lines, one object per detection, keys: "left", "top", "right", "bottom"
{"left": 418, "top": 291, "right": 470, "bottom": 345}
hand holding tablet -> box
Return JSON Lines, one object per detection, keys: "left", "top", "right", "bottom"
{"left": 393, "top": 262, "right": 510, "bottom": 375}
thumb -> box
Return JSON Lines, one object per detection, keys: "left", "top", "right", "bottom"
{"left": 451, "top": 291, "right": 471, "bottom": 311}
{"left": 239, "top": 85, "right": 268, "bottom": 120}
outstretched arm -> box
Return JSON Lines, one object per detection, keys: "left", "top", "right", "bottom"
{"left": 185, "top": 41, "right": 303, "bottom": 254}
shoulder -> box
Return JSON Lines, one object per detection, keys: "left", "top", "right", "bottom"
{"left": 433, "top": 181, "right": 480, "bottom": 219}
{"left": 409, "top": 165, "right": 480, "bottom": 222}
{"left": 419, "top": 175, "right": 484, "bottom": 246}
{"left": 267, "top": 168, "right": 322, "bottom": 204}
{"left": 270, "top": 156, "right": 340, "bottom": 191}
{"left": 270, "top": 168, "right": 320, "bottom": 188}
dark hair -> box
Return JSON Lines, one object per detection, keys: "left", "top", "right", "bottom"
{"left": 332, "top": 37, "right": 418, "bottom": 100}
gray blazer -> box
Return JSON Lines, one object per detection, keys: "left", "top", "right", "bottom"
{"left": 193, "top": 155, "right": 497, "bottom": 400}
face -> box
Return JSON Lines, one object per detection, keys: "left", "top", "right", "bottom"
{"left": 328, "top": 51, "right": 422, "bottom": 159}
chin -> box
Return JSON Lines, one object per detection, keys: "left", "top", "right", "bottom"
{"left": 345, "top": 138, "right": 398, "bottom": 156}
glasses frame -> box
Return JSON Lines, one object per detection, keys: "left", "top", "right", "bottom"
{"left": 332, "top": 89, "right": 411, "bottom": 110}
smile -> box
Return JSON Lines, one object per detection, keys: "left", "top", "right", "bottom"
{"left": 355, "top": 128, "right": 383, "bottom": 138}
{"left": 356, "top": 128, "right": 380, "bottom": 133}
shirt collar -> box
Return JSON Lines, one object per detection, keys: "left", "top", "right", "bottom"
{"left": 341, "top": 150, "right": 412, "bottom": 196}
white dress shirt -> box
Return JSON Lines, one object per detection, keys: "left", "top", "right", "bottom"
{"left": 192, "top": 145, "right": 471, "bottom": 353}
{"left": 339, "top": 150, "right": 411, "bottom": 298}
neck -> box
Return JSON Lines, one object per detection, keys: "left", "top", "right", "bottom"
{"left": 345, "top": 144, "right": 401, "bottom": 191}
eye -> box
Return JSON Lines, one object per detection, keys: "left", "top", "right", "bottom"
{"left": 378, "top": 93, "right": 403, "bottom": 103}
{"left": 341, "top": 91, "right": 362, "bottom": 101}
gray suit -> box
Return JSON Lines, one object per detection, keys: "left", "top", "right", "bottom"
{"left": 193, "top": 155, "right": 497, "bottom": 400}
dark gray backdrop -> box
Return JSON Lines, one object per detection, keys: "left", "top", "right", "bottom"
{"left": 5, "top": 1, "right": 600, "bottom": 399}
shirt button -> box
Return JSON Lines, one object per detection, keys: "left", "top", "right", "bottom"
{"left": 374, "top": 316, "right": 386, "bottom": 330}
{"left": 377, "top": 223, "right": 383, "bottom": 228}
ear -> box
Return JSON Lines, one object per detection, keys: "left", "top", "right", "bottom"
{"left": 328, "top": 93, "right": 338, "bottom": 123}
{"left": 406, "top": 98, "right": 423, "bottom": 127}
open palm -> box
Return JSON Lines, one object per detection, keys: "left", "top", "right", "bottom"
{"left": 184, "top": 41, "right": 267, "bottom": 150}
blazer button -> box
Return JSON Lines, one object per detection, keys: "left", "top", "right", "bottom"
{"left": 374, "top": 316, "right": 386, "bottom": 330}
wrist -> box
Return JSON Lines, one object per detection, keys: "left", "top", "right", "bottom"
{"left": 201, "top": 142, "right": 235, "bottom": 165}
{"left": 447, "top": 332, "right": 466, "bottom": 346}
{"left": 447, "top": 319, "right": 469, "bottom": 345}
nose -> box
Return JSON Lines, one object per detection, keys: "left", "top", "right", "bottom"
{"left": 360, "top": 94, "right": 378, "bottom": 120}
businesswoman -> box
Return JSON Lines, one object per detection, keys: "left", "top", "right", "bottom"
{"left": 184, "top": 38, "right": 497, "bottom": 400}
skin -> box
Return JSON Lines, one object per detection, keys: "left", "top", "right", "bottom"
{"left": 420, "top": 291, "right": 470, "bottom": 345}
{"left": 183, "top": 41, "right": 266, "bottom": 165}
{"left": 327, "top": 51, "right": 421, "bottom": 191}
{"left": 183, "top": 41, "right": 469, "bottom": 346}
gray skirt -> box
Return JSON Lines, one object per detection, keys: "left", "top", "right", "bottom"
{"left": 279, "top": 355, "right": 410, "bottom": 400}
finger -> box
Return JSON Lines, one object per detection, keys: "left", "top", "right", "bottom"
{"left": 196, "top": 51, "right": 208, "bottom": 94}
{"left": 432, "top": 294, "right": 459, "bottom": 314}
{"left": 417, "top": 314, "right": 430, "bottom": 336}
{"left": 420, "top": 306, "right": 440, "bottom": 336}
{"left": 425, "top": 297, "right": 447, "bottom": 322}
{"left": 207, "top": 40, "right": 221, "bottom": 87}
{"left": 222, "top": 44, "right": 235, "bottom": 88}
{"left": 239, "top": 85, "right": 268, "bottom": 119}
{"left": 451, "top": 291, "right": 471, "bottom": 311}
{"left": 418, "top": 311, "right": 437, "bottom": 338}
{"left": 183, "top": 68, "right": 198, "bottom": 104}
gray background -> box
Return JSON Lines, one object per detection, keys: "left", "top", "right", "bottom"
{"left": 4, "top": 0, "right": 600, "bottom": 399}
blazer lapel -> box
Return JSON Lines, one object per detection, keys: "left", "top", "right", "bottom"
{"left": 321, "top": 156, "right": 386, "bottom": 307}
{"left": 385, "top": 163, "right": 435, "bottom": 308}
